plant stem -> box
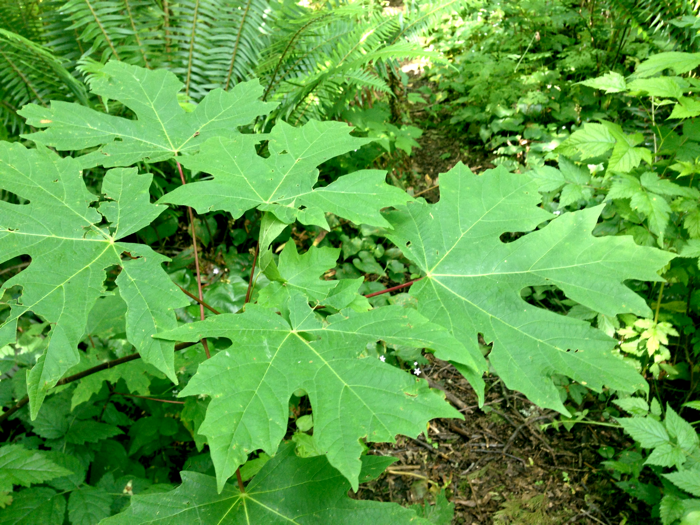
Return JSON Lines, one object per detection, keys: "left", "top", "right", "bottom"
{"left": 112, "top": 392, "right": 185, "bottom": 405}
{"left": 0, "top": 342, "right": 197, "bottom": 425}
{"left": 365, "top": 277, "right": 423, "bottom": 298}
{"left": 236, "top": 469, "right": 245, "bottom": 493}
{"left": 245, "top": 243, "right": 259, "bottom": 304}
{"left": 176, "top": 159, "right": 211, "bottom": 360}
{"left": 177, "top": 284, "right": 221, "bottom": 315}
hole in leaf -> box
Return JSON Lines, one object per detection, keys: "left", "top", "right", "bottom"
{"left": 499, "top": 231, "right": 526, "bottom": 244}
{"left": 520, "top": 284, "right": 571, "bottom": 315}
{"left": 0, "top": 189, "right": 29, "bottom": 205}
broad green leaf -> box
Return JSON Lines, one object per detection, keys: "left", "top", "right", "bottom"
{"left": 384, "top": 163, "right": 671, "bottom": 413}
{"left": 67, "top": 487, "right": 112, "bottom": 525}
{"left": 618, "top": 417, "right": 670, "bottom": 448}
{"left": 684, "top": 400, "right": 700, "bottom": 411}
{"left": 614, "top": 397, "right": 649, "bottom": 416}
{"left": 578, "top": 72, "right": 627, "bottom": 93}
{"left": 102, "top": 443, "right": 431, "bottom": 524}
{"left": 159, "top": 121, "right": 411, "bottom": 229}
{"left": 157, "top": 295, "right": 478, "bottom": 490}
{"left": 528, "top": 165, "right": 565, "bottom": 193}
{"left": 0, "top": 487, "right": 65, "bottom": 525}
{"left": 665, "top": 405, "right": 699, "bottom": 453}
{"left": 660, "top": 495, "right": 685, "bottom": 525}
{"left": 603, "top": 122, "right": 651, "bottom": 173}
{"left": 556, "top": 123, "right": 616, "bottom": 159}
{"left": 670, "top": 97, "right": 700, "bottom": 119}
{"left": 557, "top": 157, "right": 591, "bottom": 207}
{"left": 0, "top": 445, "right": 72, "bottom": 493}
{"left": 84, "top": 295, "right": 127, "bottom": 339}
{"left": 19, "top": 61, "right": 275, "bottom": 169}
{"left": 607, "top": 174, "right": 675, "bottom": 241}
{"left": 258, "top": 244, "right": 339, "bottom": 307}
{"left": 0, "top": 144, "right": 188, "bottom": 417}
{"left": 641, "top": 172, "right": 700, "bottom": 199}
{"left": 665, "top": 470, "right": 700, "bottom": 497}
{"left": 628, "top": 78, "right": 684, "bottom": 99}
{"left": 635, "top": 53, "right": 700, "bottom": 78}
{"left": 645, "top": 443, "right": 686, "bottom": 468}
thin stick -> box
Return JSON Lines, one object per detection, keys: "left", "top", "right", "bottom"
{"left": 413, "top": 184, "right": 439, "bottom": 198}
{"left": 177, "top": 285, "right": 221, "bottom": 315}
{"left": 176, "top": 159, "right": 211, "bottom": 360}
{"left": 364, "top": 278, "right": 423, "bottom": 298}
{"left": 0, "top": 342, "right": 197, "bottom": 424}
{"left": 112, "top": 392, "right": 185, "bottom": 405}
{"left": 0, "top": 262, "right": 30, "bottom": 276}
{"left": 245, "top": 243, "right": 259, "bottom": 304}
{"left": 385, "top": 470, "right": 438, "bottom": 485}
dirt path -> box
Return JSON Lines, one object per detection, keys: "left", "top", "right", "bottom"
{"left": 360, "top": 358, "right": 637, "bottom": 524}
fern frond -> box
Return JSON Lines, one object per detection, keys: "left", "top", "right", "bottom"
{"left": 59, "top": 0, "right": 164, "bottom": 67}
{"left": 261, "top": 3, "right": 446, "bottom": 124}
{"left": 606, "top": 0, "right": 700, "bottom": 50}
{"left": 0, "top": 29, "right": 88, "bottom": 131}
{"left": 0, "top": 0, "right": 46, "bottom": 42}
{"left": 209, "top": 0, "right": 273, "bottom": 90}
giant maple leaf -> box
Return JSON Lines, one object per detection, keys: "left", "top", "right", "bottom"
{"left": 156, "top": 295, "right": 482, "bottom": 490}
{"left": 19, "top": 61, "right": 275, "bottom": 169}
{"left": 384, "top": 163, "right": 673, "bottom": 413}
{"left": 103, "top": 443, "right": 432, "bottom": 524}
{"left": 0, "top": 143, "right": 188, "bottom": 417}
{"left": 159, "top": 120, "right": 412, "bottom": 229}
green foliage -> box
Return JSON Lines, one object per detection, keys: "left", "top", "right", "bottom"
{"left": 385, "top": 162, "right": 669, "bottom": 413}
{"left": 0, "top": 0, "right": 464, "bottom": 131}
{"left": 103, "top": 443, "right": 433, "bottom": 524}
{"left": 0, "top": 42, "right": 683, "bottom": 524}
{"left": 605, "top": 400, "right": 700, "bottom": 524}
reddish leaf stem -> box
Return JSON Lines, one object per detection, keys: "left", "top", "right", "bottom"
{"left": 244, "top": 243, "right": 259, "bottom": 305}
{"left": 113, "top": 392, "right": 185, "bottom": 405}
{"left": 177, "top": 159, "right": 245, "bottom": 491}
{"left": 177, "top": 284, "right": 221, "bottom": 315}
{"left": 176, "top": 159, "right": 211, "bottom": 359}
{"left": 364, "top": 277, "right": 423, "bottom": 298}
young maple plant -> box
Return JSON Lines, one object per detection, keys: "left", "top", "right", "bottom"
{"left": 0, "top": 61, "right": 672, "bottom": 521}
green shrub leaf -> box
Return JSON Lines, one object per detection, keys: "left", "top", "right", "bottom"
{"left": 385, "top": 163, "right": 671, "bottom": 413}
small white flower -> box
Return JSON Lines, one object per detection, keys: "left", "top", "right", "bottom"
{"left": 413, "top": 368, "right": 422, "bottom": 376}
{"left": 413, "top": 361, "right": 418, "bottom": 366}
{"left": 213, "top": 268, "right": 220, "bottom": 275}
{"left": 379, "top": 355, "right": 386, "bottom": 362}
{"left": 553, "top": 210, "right": 562, "bottom": 216}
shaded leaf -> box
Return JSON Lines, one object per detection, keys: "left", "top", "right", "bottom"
{"left": 0, "top": 445, "right": 72, "bottom": 493}
{"left": 0, "top": 145, "right": 188, "bottom": 417}
{"left": 0, "top": 487, "right": 65, "bottom": 525}
{"left": 102, "top": 443, "right": 431, "bottom": 524}
{"left": 157, "top": 295, "right": 477, "bottom": 490}
{"left": 385, "top": 163, "right": 670, "bottom": 413}
{"left": 160, "top": 121, "right": 411, "bottom": 229}
{"left": 67, "top": 487, "right": 111, "bottom": 525}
